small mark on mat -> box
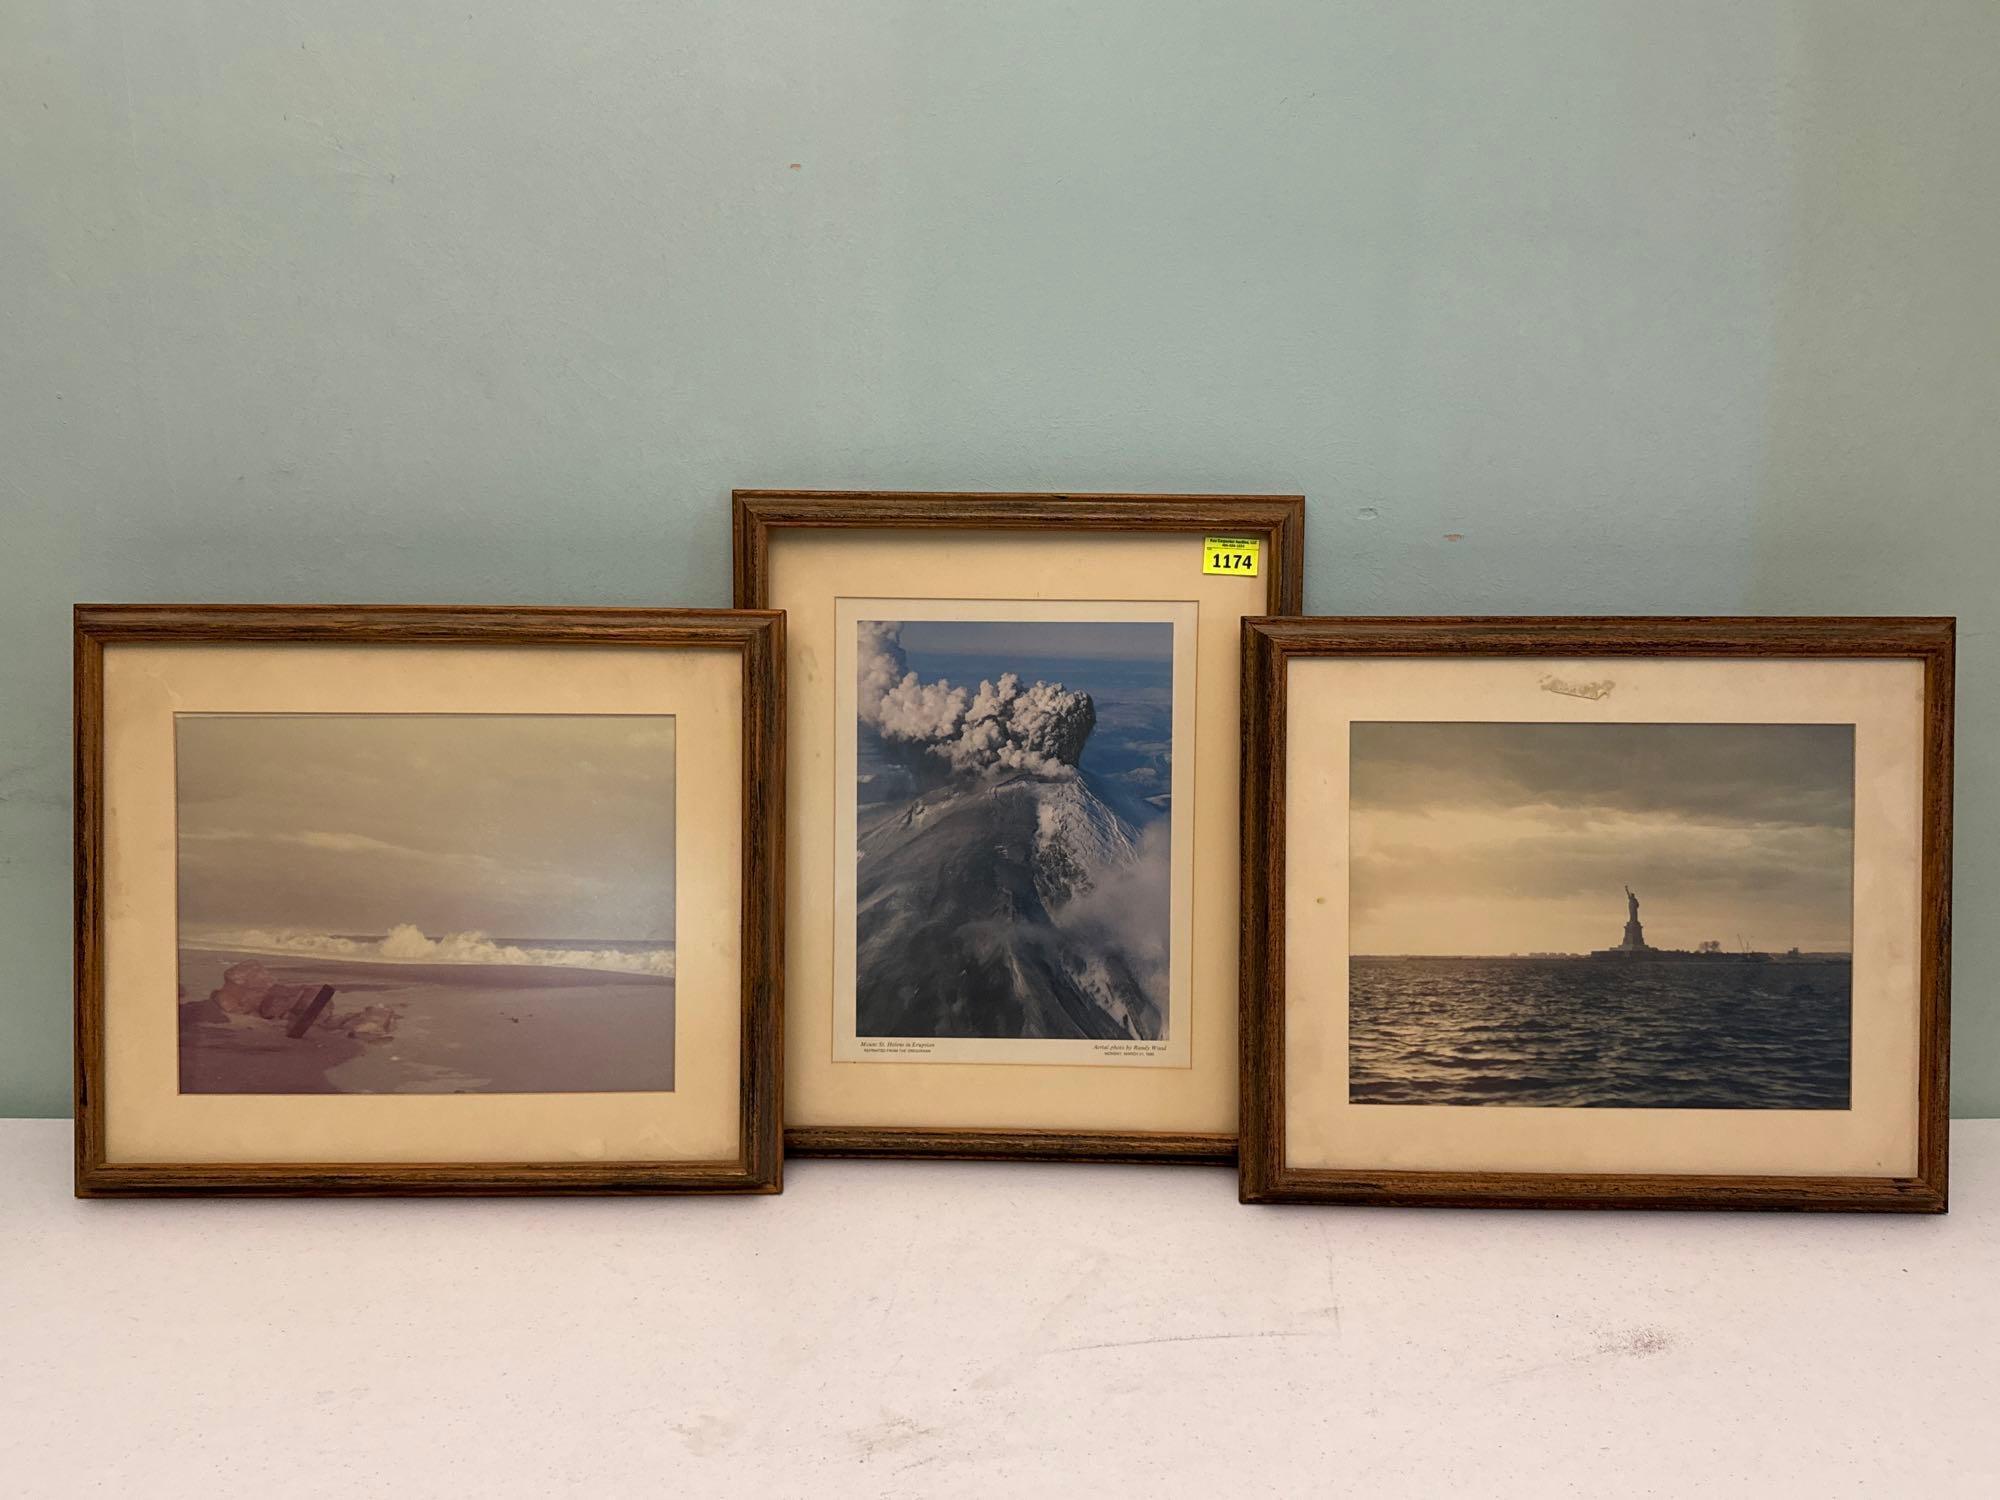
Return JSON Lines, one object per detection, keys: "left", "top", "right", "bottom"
{"left": 1493, "top": 1323, "right": 1678, "bottom": 1384}
{"left": 850, "top": 1413, "right": 938, "bottom": 1458}
{"left": 672, "top": 1412, "right": 739, "bottom": 1457}
{"left": 1595, "top": 1324, "right": 1673, "bottom": 1359}
{"left": 1539, "top": 674, "right": 1615, "bottom": 701}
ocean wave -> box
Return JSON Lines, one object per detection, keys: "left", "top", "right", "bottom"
{"left": 183, "top": 923, "right": 675, "bottom": 979}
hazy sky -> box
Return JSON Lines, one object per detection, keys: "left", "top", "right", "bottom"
{"left": 176, "top": 714, "right": 675, "bottom": 940}
{"left": 896, "top": 619, "right": 1173, "bottom": 663}
{"left": 1350, "top": 722, "right": 1854, "bottom": 955}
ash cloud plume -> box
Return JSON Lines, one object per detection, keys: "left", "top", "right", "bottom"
{"left": 859, "top": 622, "right": 1096, "bottom": 776}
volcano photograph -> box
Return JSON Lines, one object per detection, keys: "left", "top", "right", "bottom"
{"left": 840, "top": 609, "right": 1188, "bottom": 1063}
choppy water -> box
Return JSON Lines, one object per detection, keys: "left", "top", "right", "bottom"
{"left": 1349, "top": 957, "right": 1851, "bottom": 1109}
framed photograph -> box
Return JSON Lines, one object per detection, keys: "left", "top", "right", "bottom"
{"left": 1240, "top": 617, "right": 1953, "bottom": 1211}
{"left": 74, "top": 605, "right": 784, "bottom": 1195}
{"left": 735, "top": 490, "right": 1304, "bottom": 1161}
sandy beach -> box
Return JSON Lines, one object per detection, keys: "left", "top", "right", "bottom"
{"left": 177, "top": 947, "right": 676, "bottom": 1095}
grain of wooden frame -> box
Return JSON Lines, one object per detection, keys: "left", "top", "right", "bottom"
{"left": 1238, "top": 616, "right": 1954, "bottom": 1212}
{"left": 734, "top": 489, "right": 1305, "bottom": 1163}
{"left": 74, "top": 605, "right": 786, "bottom": 1196}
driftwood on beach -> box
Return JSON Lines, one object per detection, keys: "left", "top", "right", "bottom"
{"left": 285, "top": 985, "right": 337, "bottom": 1038}
{"left": 206, "top": 960, "right": 397, "bottom": 1042}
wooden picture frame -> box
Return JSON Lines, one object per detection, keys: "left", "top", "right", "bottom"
{"left": 75, "top": 605, "right": 785, "bottom": 1195}
{"left": 735, "top": 490, "right": 1304, "bottom": 1162}
{"left": 1240, "top": 616, "right": 1953, "bottom": 1211}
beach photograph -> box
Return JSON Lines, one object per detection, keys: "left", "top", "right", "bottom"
{"left": 1347, "top": 721, "right": 1856, "bottom": 1109}
{"left": 851, "top": 615, "right": 1176, "bottom": 1046}
{"left": 175, "top": 712, "right": 677, "bottom": 1094}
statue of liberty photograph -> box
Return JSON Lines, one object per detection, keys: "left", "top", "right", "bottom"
{"left": 1346, "top": 721, "right": 1855, "bottom": 1109}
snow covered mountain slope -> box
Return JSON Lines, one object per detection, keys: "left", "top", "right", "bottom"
{"left": 854, "top": 769, "right": 1166, "bottom": 1041}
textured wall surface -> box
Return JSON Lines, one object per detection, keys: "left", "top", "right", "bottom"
{"left": 4, "top": 3, "right": 1995, "bottom": 1116}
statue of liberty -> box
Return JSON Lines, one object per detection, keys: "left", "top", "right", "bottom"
{"left": 1621, "top": 884, "right": 1647, "bottom": 950}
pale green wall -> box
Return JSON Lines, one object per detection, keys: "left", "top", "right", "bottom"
{"left": 3, "top": 4, "right": 1995, "bottom": 1117}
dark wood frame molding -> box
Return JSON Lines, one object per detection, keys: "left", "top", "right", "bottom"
{"left": 74, "top": 604, "right": 786, "bottom": 1196}
{"left": 1239, "top": 615, "right": 1954, "bottom": 1211}
{"left": 733, "top": 489, "right": 1306, "bottom": 1163}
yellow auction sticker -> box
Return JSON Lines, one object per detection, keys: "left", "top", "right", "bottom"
{"left": 1201, "top": 535, "right": 1261, "bottom": 576}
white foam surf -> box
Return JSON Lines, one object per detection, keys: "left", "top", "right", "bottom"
{"left": 182, "top": 923, "right": 675, "bottom": 979}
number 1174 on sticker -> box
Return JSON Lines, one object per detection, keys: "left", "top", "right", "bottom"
{"left": 1202, "top": 536, "right": 1261, "bottom": 576}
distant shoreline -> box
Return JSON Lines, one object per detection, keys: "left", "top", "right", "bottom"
{"left": 1353, "top": 952, "right": 1853, "bottom": 963}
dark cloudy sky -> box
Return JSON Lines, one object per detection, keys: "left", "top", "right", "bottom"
{"left": 1349, "top": 722, "right": 1854, "bottom": 955}
{"left": 176, "top": 714, "right": 675, "bottom": 941}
